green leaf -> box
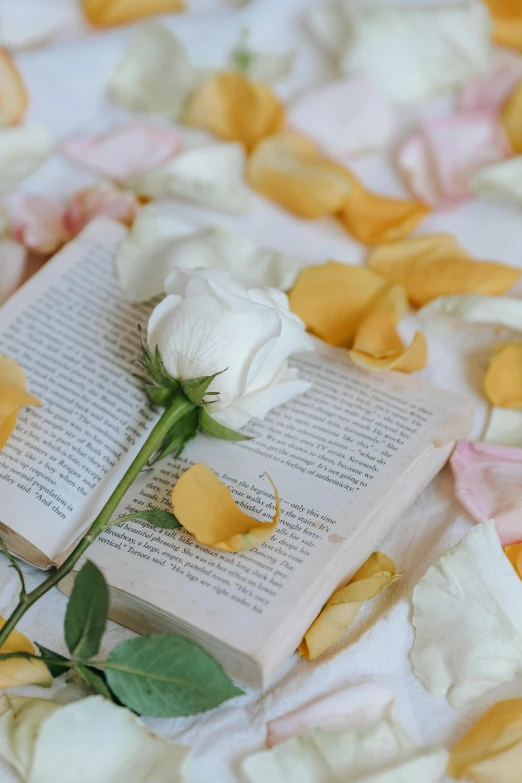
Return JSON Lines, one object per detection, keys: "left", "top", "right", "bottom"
{"left": 145, "top": 385, "right": 177, "bottom": 407}
{"left": 150, "top": 408, "right": 199, "bottom": 464}
{"left": 74, "top": 664, "right": 115, "bottom": 701}
{"left": 35, "top": 644, "right": 71, "bottom": 678}
{"left": 119, "top": 510, "right": 180, "bottom": 529}
{"left": 64, "top": 561, "right": 108, "bottom": 659}
{"left": 104, "top": 634, "right": 243, "bottom": 717}
{"left": 182, "top": 370, "right": 225, "bottom": 406}
{"left": 199, "top": 409, "right": 250, "bottom": 442}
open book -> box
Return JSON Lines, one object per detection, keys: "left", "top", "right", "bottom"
{"left": 0, "top": 218, "right": 473, "bottom": 687}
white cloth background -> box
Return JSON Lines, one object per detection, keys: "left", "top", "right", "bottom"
{"left": 2, "top": 1, "right": 522, "bottom": 780}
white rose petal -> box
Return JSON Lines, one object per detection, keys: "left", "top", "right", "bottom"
{"left": 306, "top": 0, "right": 492, "bottom": 104}
{"left": 107, "top": 23, "right": 205, "bottom": 120}
{"left": 471, "top": 156, "right": 522, "bottom": 207}
{"left": 0, "top": 695, "right": 59, "bottom": 778}
{"left": 485, "top": 408, "right": 522, "bottom": 449}
{"left": 0, "top": 126, "right": 53, "bottom": 197}
{"left": 0, "top": 0, "right": 83, "bottom": 50}
{"left": 128, "top": 143, "right": 249, "bottom": 213}
{"left": 242, "top": 720, "right": 448, "bottom": 783}
{"left": 412, "top": 520, "right": 522, "bottom": 707}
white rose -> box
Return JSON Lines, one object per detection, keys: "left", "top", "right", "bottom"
{"left": 147, "top": 268, "right": 314, "bottom": 429}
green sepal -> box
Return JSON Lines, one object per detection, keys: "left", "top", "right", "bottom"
{"left": 138, "top": 326, "right": 179, "bottom": 390}
{"left": 145, "top": 385, "right": 178, "bottom": 407}
{"left": 199, "top": 409, "right": 250, "bottom": 442}
{"left": 182, "top": 370, "right": 225, "bottom": 406}
{"left": 35, "top": 644, "right": 71, "bottom": 678}
{"left": 149, "top": 408, "right": 199, "bottom": 465}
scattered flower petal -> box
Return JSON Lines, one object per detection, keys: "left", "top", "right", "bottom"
{"left": 243, "top": 720, "right": 448, "bottom": 783}
{"left": 458, "top": 49, "right": 522, "bottom": 113}
{"left": 0, "top": 0, "right": 83, "bottom": 50}
{"left": 0, "top": 695, "right": 59, "bottom": 779}
{"left": 338, "top": 185, "right": 429, "bottom": 246}
{"left": 306, "top": 0, "right": 491, "bottom": 104}
{"left": 62, "top": 123, "right": 184, "bottom": 181}
{"left": 502, "top": 81, "right": 522, "bottom": 152}
{"left": 267, "top": 682, "right": 398, "bottom": 748}
{"left": 62, "top": 181, "right": 140, "bottom": 237}
{"left": 419, "top": 293, "right": 522, "bottom": 331}
{"left": 483, "top": 0, "right": 522, "bottom": 52}
{"left": 182, "top": 71, "right": 284, "bottom": 152}
{"left": 485, "top": 407, "right": 522, "bottom": 449}
{"left": 0, "top": 125, "right": 53, "bottom": 197}
{"left": 171, "top": 463, "right": 280, "bottom": 553}
{"left": 287, "top": 76, "right": 396, "bottom": 158}
{"left": 230, "top": 34, "right": 293, "bottom": 84}
{"left": 298, "top": 552, "right": 400, "bottom": 661}
{"left": 107, "top": 23, "right": 205, "bottom": 121}
{"left": 412, "top": 520, "right": 522, "bottom": 707}
{"left": 83, "top": 0, "right": 183, "bottom": 26}
{"left": 451, "top": 440, "right": 522, "bottom": 546}
{"left": 0, "top": 355, "right": 41, "bottom": 451}
{"left": 471, "top": 156, "right": 522, "bottom": 206}
{"left": 484, "top": 342, "right": 522, "bottom": 408}
{"left": 1, "top": 194, "right": 68, "bottom": 254}
{"left": 0, "top": 49, "right": 26, "bottom": 126}
{"left": 128, "top": 142, "right": 249, "bottom": 213}
{"left": 368, "top": 234, "right": 520, "bottom": 307}
{"left": 0, "top": 618, "right": 51, "bottom": 690}
{"left": 505, "top": 543, "right": 522, "bottom": 578}
{"left": 0, "top": 239, "right": 27, "bottom": 306}
{"left": 397, "top": 114, "right": 509, "bottom": 207}
{"left": 448, "top": 698, "right": 522, "bottom": 782}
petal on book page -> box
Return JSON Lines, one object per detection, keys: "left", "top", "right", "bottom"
{"left": 298, "top": 552, "right": 400, "bottom": 661}
{"left": 266, "top": 682, "right": 398, "bottom": 747}
{"left": 0, "top": 49, "right": 27, "bottom": 126}
{"left": 0, "top": 125, "right": 52, "bottom": 197}
{"left": 27, "top": 696, "right": 192, "bottom": 783}
{"left": 128, "top": 143, "right": 249, "bottom": 213}
{"left": 485, "top": 408, "right": 522, "bottom": 449}
{"left": 243, "top": 720, "right": 448, "bottom": 783}
{"left": 451, "top": 440, "right": 522, "bottom": 546}
{"left": 0, "top": 695, "right": 59, "bottom": 778}
{"left": 171, "top": 463, "right": 280, "bottom": 553}
{"left": 2, "top": 193, "right": 68, "bottom": 254}
{"left": 62, "top": 124, "right": 184, "bottom": 181}
{"left": 0, "top": 619, "right": 51, "bottom": 690}
{"left": 484, "top": 342, "right": 522, "bottom": 408}
{"left": 471, "top": 156, "right": 522, "bottom": 206}
{"left": 82, "top": 0, "right": 183, "bottom": 26}
{"left": 0, "top": 356, "right": 41, "bottom": 451}
{"left": 448, "top": 698, "right": 522, "bottom": 782}
{"left": 412, "top": 521, "right": 522, "bottom": 707}
{"left": 182, "top": 71, "right": 284, "bottom": 152}
{"left": 367, "top": 234, "right": 520, "bottom": 308}
{"left": 62, "top": 182, "right": 140, "bottom": 238}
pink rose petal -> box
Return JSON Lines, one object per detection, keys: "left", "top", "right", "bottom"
{"left": 266, "top": 682, "right": 397, "bottom": 748}
{"left": 0, "top": 238, "right": 27, "bottom": 305}
{"left": 62, "top": 123, "right": 184, "bottom": 180}
{"left": 397, "top": 113, "right": 510, "bottom": 207}
{"left": 1, "top": 193, "right": 68, "bottom": 255}
{"left": 458, "top": 50, "right": 522, "bottom": 114}
{"left": 62, "top": 181, "right": 140, "bottom": 237}
{"left": 451, "top": 440, "right": 522, "bottom": 546}
{"left": 287, "top": 76, "right": 396, "bottom": 158}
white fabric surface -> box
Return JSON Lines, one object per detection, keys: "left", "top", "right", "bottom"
{"left": 3, "top": 1, "right": 522, "bottom": 781}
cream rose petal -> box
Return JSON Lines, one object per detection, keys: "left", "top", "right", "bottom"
{"left": 419, "top": 293, "right": 522, "bottom": 332}
{"left": 0, "top": 126, "right": 52, "bottom": 197}
{"left": 471, "top": 156, "right": 522, "bottom": 206}
{"left": 27, "top": 696, "right": 191, "bottom": 783}
{"left": 306, "top": 0, "right": 492, "bottom": 104}
{"left": 243, "top": 720, "right": 448, "bottom": 783}
{"left": 412, "top": 520, "right": 522, "bottom": 707}
{"left": 287, "top": 76, "right": 396, "bottom": 158}
{"left": 128, "top": 143, "right": 249, "bottom": 213}
{"left": 0, "top": 695, "right": 59, "bottom": 778}
{"left": 107, "top": 23, "right": 205, "bottom": 120}
{"left": 485, "top": 408, "right": 522, "bottom": 449}
{"left": 0, "top": 49, "right": 27, "bottom": 126}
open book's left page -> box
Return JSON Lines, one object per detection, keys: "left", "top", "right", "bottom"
{"left": 0, "top": 218, "right": 156, "bottom": 563}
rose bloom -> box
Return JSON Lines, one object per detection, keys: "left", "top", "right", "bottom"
{"left": 147, "top": 268, "right": 314, "bottom": 428}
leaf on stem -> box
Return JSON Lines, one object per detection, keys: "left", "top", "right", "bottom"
{"left": 34, "top": 644, "right": 71, "bottom": 678}
{"left": 0, "top": 620, "right": 51, "bottom": 689}
{"left": 104, "top": 634, "right": 243, "bottom": 717}
{"left": 64, "top": 561, "right": 108, "bottom": 659}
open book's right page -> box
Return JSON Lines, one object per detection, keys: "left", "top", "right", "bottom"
{"left": 85, "top": 343, "right": 472, "bottom": 679}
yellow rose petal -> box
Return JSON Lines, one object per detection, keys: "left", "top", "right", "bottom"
{"left": 484, "top": 342, "right": 522, "bottom": 409}
{"left": 182, "top": 72, "right": 284, "bottom": 152}
{"left": 368, "top": 234, "right": 520, "bottom": 307}
{"left": 247, "top": 132, "right": 354, "bottom": 219}
{"left": 502, "top": 81, "right": 522, "bottom": 153}
{"left": 505, "top": 543, "right": 522, "bottom": 579}
{"left": 298, "top": 552, "right": 400, "bottom": 661}
{"left": 0, "top": 355, "right": 41, "bottom": 451}
{"left": 0, "top": 49, "right": 27, "bottom": 127}
{"left": 83, "top": 0, "right": 183, "bottom": 26}
{"left": 172, "top": 463, "right": 280, "bottom": 553}
{"left": 0, "top": 618, "right": 51, "bottom": 689}
{"left": 448, "top": 698, "right": 522, "bottom": 782}
{"left": 484, "top": 0, "right": 522, "bottom": 52}
{"left": 338, "top": 186, "right": 429, "bottom": 246}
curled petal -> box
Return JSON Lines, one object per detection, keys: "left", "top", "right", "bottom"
{"left": 83, "top": 0, "right": 183, "bottom": 26}
{"left": 0, "top": 618, "right": 51, "bottom": 690}
{"left": 62, "top": 123, "right": 184, "bottom": 180}
{"left": 502, "top": 81, "right": 522, "bottom": 153}
{"left": 0, "top": 355, "right": 41, "bottom": 450}
{"left": 0, "top": 239, "right": 27, "bottom": 305}
{"left": 0, "top": 49, "right": 26, "bottom": 126}
{"left": 298, "top": 552, "right": 400, "bottom": 661}
{"left": 484, "top": 342, "right": 522, "bottom": 409}
{"left": 484, "top": 0, "right": 522, "bottom": 52}
{"left": 397, "top": 114, "right": 510, "bottom": 207}
{"left": 2, "top": 193, "right": 68, "bottom": 254}
{"left": 459, "top": 50, "right": 522, "bottom": 113}
{"left": 182, "top": 71, "right": 284, "bottom": 152}
{"left": 172, "top": 463, "right": 280, "bottom": 552}
{"left": 62, "top": 181, "right": 140, "bottom": 237}
{"left": 368, "top": 234, "right": 520, "bottom": 307}
{"left": 0, "top": 125, "right": 52, "bottom": 197}
{"left": 338, "top": 185, "right": 428, "bottom": 245}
